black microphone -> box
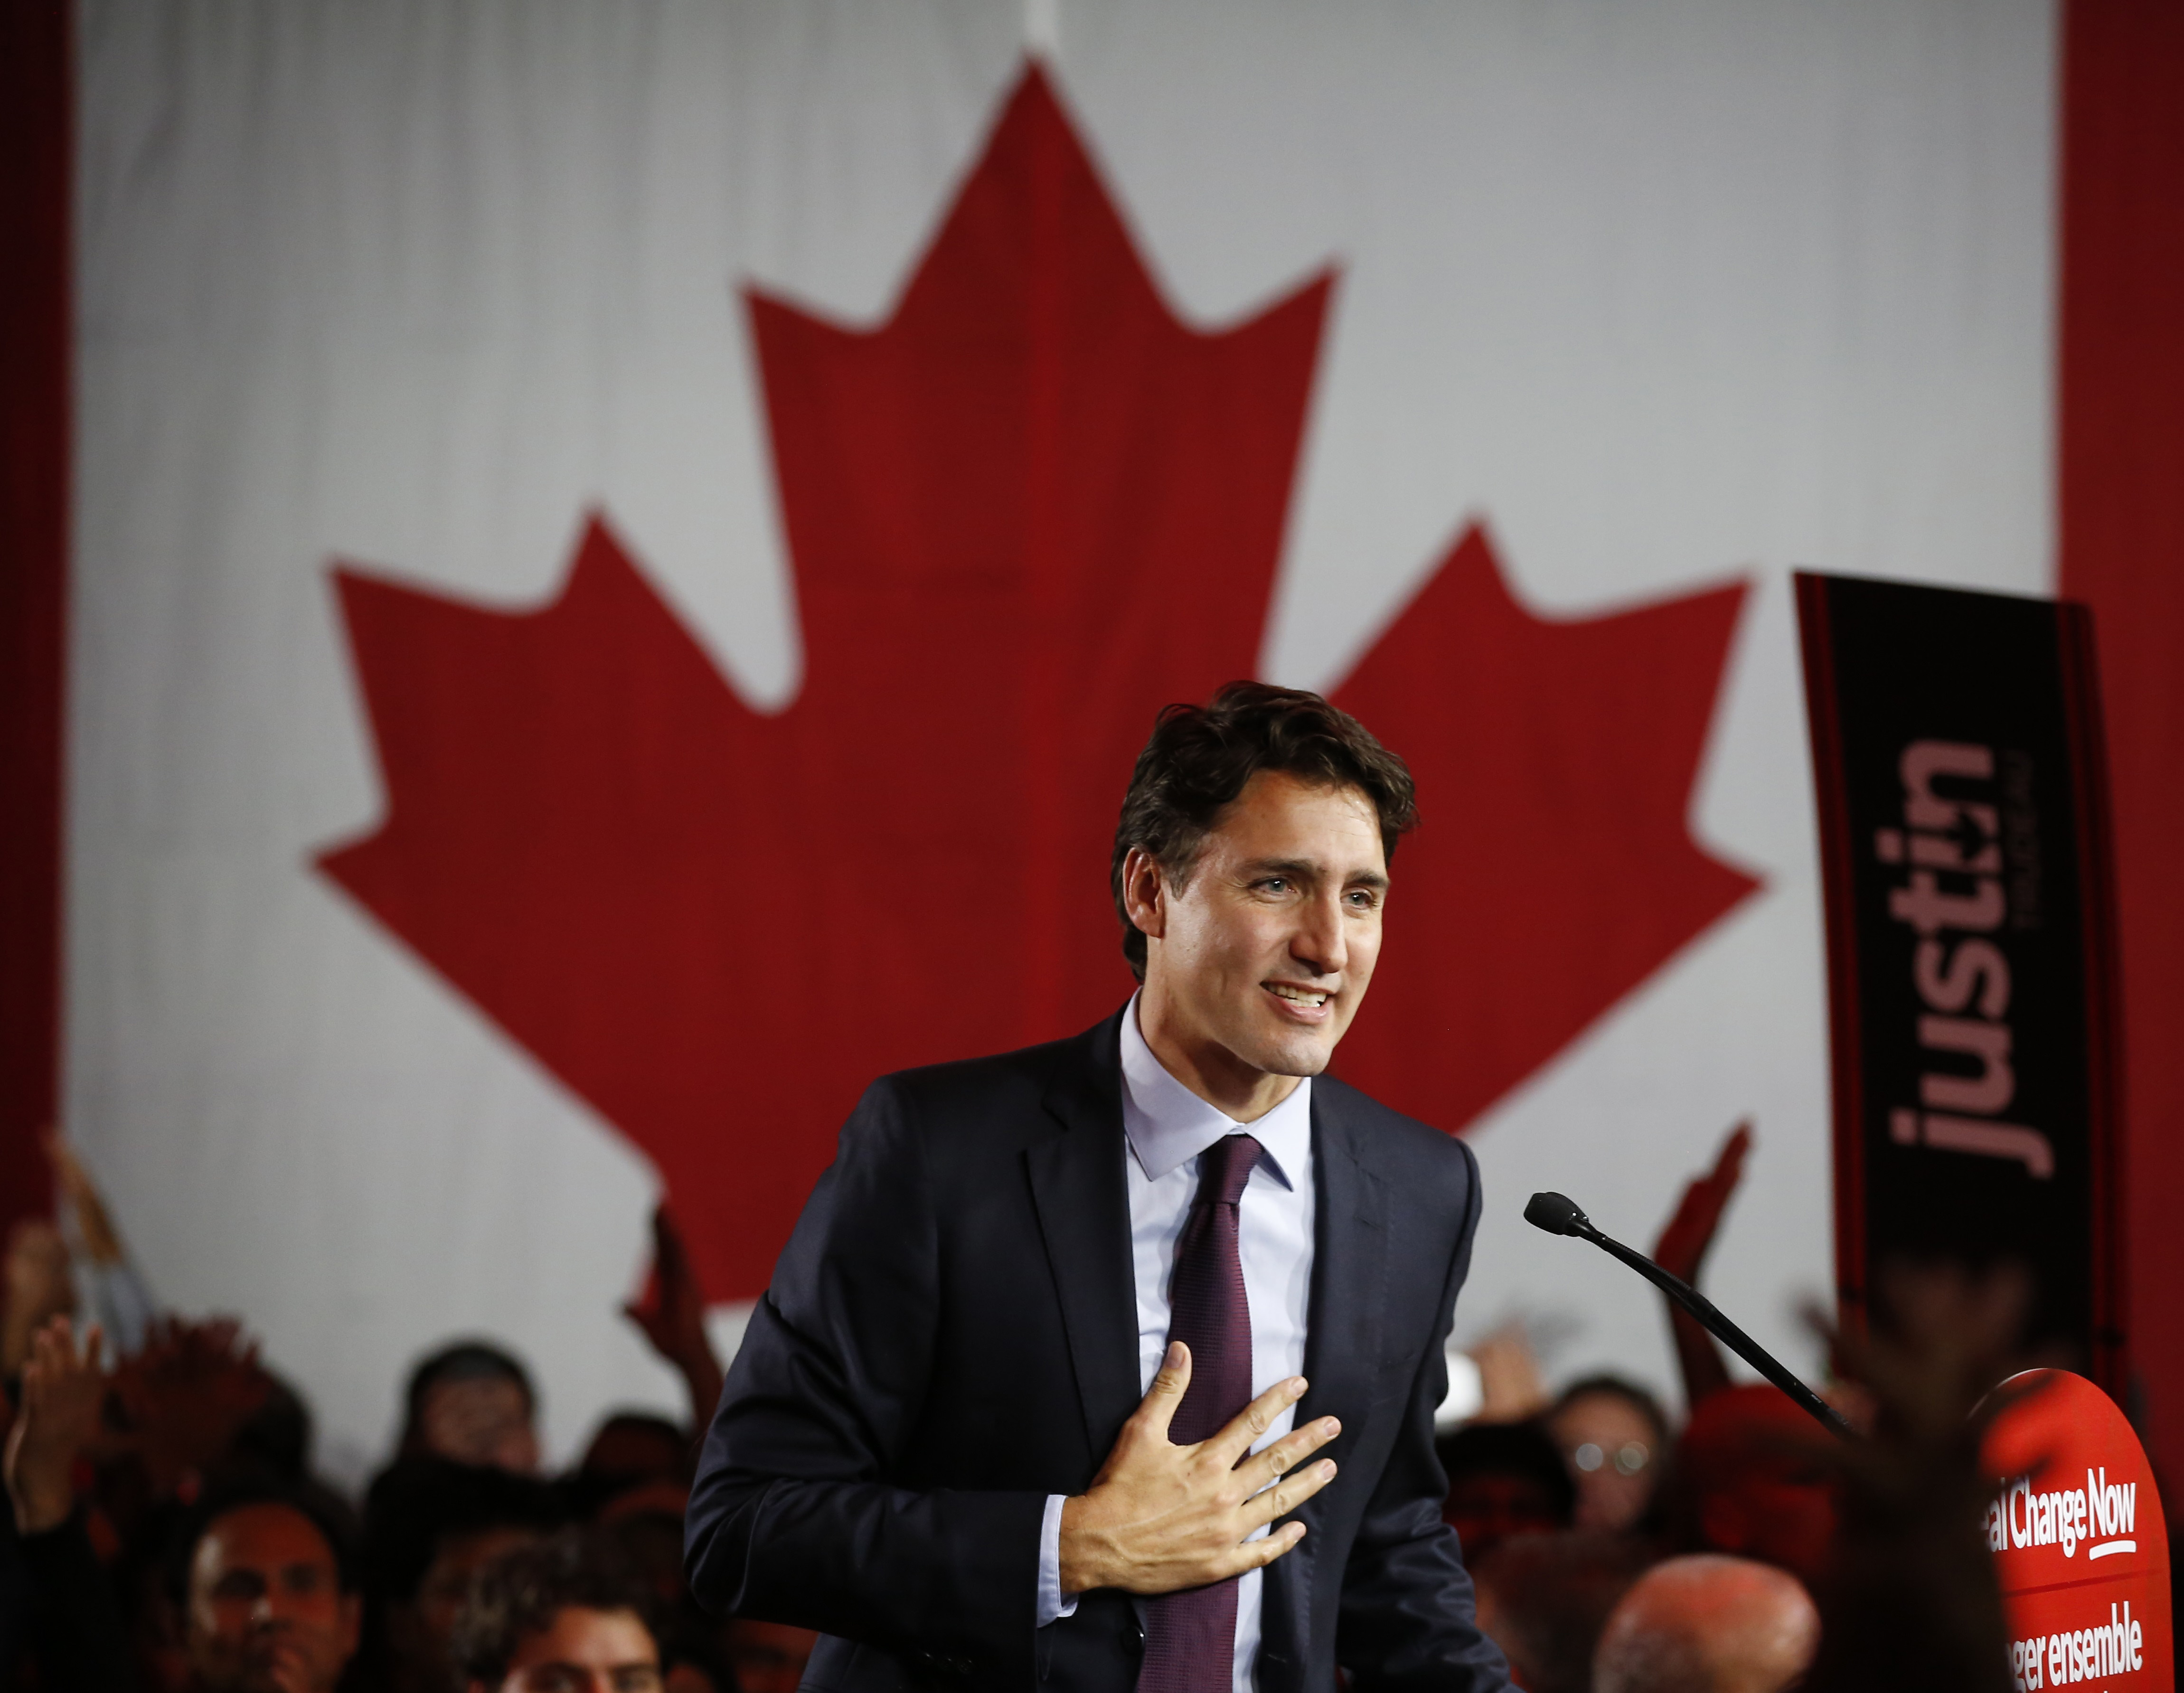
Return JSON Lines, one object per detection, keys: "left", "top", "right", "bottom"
{"left": 1524, "top": 1191, "right": 1854, "bottom": 1441}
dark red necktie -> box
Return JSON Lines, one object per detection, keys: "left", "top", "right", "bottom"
{"left": 1139, "top": 1132, "right": 1262, "bottom": 1693}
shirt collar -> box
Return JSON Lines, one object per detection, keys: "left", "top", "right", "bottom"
{"left": 1118, "top": 992, "right": 1311, "bottom": 1188}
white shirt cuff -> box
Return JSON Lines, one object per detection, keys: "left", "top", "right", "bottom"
{"left": 1037, "top": 1494, "right": 1080, "bottom": 1626}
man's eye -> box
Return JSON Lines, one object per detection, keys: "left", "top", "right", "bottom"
{"left": 1259, "top": 878, "right": 1289, "bottom": 893}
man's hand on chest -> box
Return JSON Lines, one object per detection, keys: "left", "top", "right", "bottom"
{"left": 1056, "top": 1342, "right": 1342, "bottom": 1598}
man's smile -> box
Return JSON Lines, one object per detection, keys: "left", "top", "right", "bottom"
{"left": 1264, "top": 980, "right": 1334, "bottom": 1020}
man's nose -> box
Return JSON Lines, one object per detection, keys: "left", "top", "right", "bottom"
{"left": 1291, "top": 893, "right": 1346, "bottom": 976}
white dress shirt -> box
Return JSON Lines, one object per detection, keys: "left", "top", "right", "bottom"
{"left": 1037, "top": 994, "right": 1317, "bottom": 1693}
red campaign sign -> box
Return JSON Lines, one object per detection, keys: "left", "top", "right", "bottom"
{"left": 1983, "top": 1370, "right": 2170, "bottom": 1691}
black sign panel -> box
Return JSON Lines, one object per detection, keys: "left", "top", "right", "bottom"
{"left": 1796, "top": 574, "right": 2122, "bottom": 1389}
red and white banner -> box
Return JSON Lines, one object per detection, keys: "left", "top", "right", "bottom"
{"left": 5, "top": 0, "right": 2179, "bottom": 1481}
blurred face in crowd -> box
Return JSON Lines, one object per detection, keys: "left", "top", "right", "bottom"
{"left": 187, "top": 1503, "right": 361, "bottom": 1693}
{"left": 1129, "top": 772, "right": 1388, "bottom": 1111}
{"left": 419, "top": 1374, "right": 542, "bottom": 1473}
{"left": 478, "top": 1605, "right": 661, "bottom": 1693}
{"left": 1550, "top": 1390, "right": 1663, "bottom": 1532}
{"left": 1441, "top": 1470, "right": 1567, "bottom": 1564}
{"left": 409, "top": 1525, "right": 550, "bottom": 1663}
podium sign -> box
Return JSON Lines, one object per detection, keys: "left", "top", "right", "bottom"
{"left": 1795, "top": 574, "right": 2122, "bottom": 1384}
{"left": 1984, "top": 1370, "right": 2171, "bottom": 1691}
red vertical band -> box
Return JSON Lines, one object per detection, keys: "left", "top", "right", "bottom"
{"left": 2059, "top": 0, "right": 2184, "bottom": 1461}
{"left": 0, "top": 0, "right": 69, "bottom": 1226}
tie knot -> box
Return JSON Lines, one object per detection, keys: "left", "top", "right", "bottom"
{"left": 1196, "top": 1133, "right": 1262, "bottom": 1209}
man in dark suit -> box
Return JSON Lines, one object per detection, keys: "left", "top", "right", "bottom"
{"left": 687, "top": 683, "right": 1510, "bottom": 1693}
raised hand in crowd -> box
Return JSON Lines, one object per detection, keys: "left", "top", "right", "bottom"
{"left": 1468, "top": 1321, "right": 1551, "bottom": 1424}
{"left": 47, "top": 1129, "right": 128, "bottom": 1267}
{"left": 111, "top": 1314, "right": 274, "bottom": 1497}
{"left": 1650, "top": 1121, "right": 1751, "bottom": 1410}
{"left": 4, "top": 1315, "right": 107, "bottom": 1533}
{"left": 1800, "top": 1262, "right": 2030, "bottom": 1693}
{"left": 1, "top": 1215, "right": 76, "bottom": 1379}
{"left": 621, "top": 1204, "right": 725, "bottom": 1432}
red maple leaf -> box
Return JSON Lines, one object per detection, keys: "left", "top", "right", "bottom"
{"left": 318, "top": 66, "right": 1757, "bottom": 1300}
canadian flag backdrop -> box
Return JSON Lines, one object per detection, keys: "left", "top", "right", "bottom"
{"left": 3, "top": 0, "right": 2180, "bottom": 1482}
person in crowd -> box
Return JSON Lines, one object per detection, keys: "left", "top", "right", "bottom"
{"left": 166, "top": 1477, "right": 365, "bottom": 1693}
{"left": 1666, "top": 1385, "right": 1839, "bottom": 1587}
{"left": 3, "top": 1313, "right": 136, "bottom": 1690}
{"left": 1544, "top": 1376, "right": 1670, "bottom": 1535}
{"left": 1801, "top": 1262, "right": 2025, "bottom": 1693}
{"left": 2, "top": 1285, "right": 294, "bottom": 1689}
{"left": 359, "top": 1454, "right": 568, "bottom": 1693}
{"left": 1437, "top": 1420, "right": 1577, "bottom": 1563}
{"left": 574, "top": 1412, "right": 693, "bottom": 1514}
{"left": 1592, "top": 1553, "right": 1819, "bottom": 1693}
{"left": 399, "top": 1340, "right": 543, "bottom": 1474}
{"left": 688, "top": 684, "right": 1511, "bottom": 1692}
{"left": 589, "top": 1488, "right": 742, "bottom": 1693}
{"left": 1469, "top": 1529, "right": 1656, "bottom": 1693}
{"left": 452, "top": 1528, "right": 664, "bottom": 1692}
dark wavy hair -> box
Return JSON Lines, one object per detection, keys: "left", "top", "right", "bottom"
{"left": 1110, "top": 681, "right": 1418, "bottom": 981}
{"left": 451, "top": 1528, "right": 659, "bottom": 1684}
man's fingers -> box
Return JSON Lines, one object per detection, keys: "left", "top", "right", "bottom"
{"left": 1244, "top": 1457, "right": 1338, "bottom": 1530}
{"left": 1235, "top": 1416, "right": 1340, "bottom": 1495}
{"left": 1131, "top": 1343, "right": 1192, "bottom": 1440}
{"left": 1208, "top": 1376, "right": 1308, "bottom": 1466}
{"left": 1232, "top": 1521, "right": 1308, "bottom": 1574}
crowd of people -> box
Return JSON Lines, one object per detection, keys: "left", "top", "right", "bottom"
{"left": 0, "top": 1122, "right": 2029, "bottom": 1693}
{"left": 0, "top": 1142, "right": 793, "bottom": 1693}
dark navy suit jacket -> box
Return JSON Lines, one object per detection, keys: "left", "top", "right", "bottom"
{"left": 685, "top": 1009, "right": 1510, "bottom": 1693}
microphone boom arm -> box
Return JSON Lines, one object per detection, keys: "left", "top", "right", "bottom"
{"left": 1525, "top": 1191, "right": 1854, "bottom": 1441}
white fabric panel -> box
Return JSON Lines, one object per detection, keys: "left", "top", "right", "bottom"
{"left": 69, "top": 0, "right": 2054, "bottom": 1482}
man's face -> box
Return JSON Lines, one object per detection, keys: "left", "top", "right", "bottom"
{"left": 187, "top": 1503, "right": 361, "bottom": 1693}
{"left": 483, "top": 1605, "right": 661, "bottom": 1693}
{"left": 1548, "top": 1391, "right": 1663, "bottom": 1533}
{"left": 1132, "top": 771, "right": 1388, "bottom": 1087}
{"left": 419, "top": 1375, "right": 541, "bottom": 1473}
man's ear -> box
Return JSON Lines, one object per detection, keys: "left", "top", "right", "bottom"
{"left": 1121, "top": 847, "right": 1167, "bottom": 943}
{"left": 340, "top": 1590, "right": 364, "bottom": 1654}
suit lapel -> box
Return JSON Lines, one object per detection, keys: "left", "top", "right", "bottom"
{"left": 1267, "top": 1087, "right": 1391, "bottom": 1677}
{"left": 1297, "top": 1086, "right": 1391, "bottom": 1448}
{"left": 1025, "top": 1012, "right": 1144, "bottom": 1465}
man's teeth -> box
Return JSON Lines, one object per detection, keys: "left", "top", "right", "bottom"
{"left": 1268, "top": 985, "right": 1329, "bottom": 1007}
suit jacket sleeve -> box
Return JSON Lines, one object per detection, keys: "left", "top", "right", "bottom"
{"left": 684, "top": 1076, "right": 1048, "bottom": 1674}
{"left": 1336, "top": 1138, "right": 1511, "bottom": 1693}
